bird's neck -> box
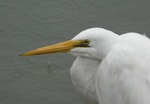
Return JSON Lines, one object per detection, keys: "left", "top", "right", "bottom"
{"left": 70, "top": 56, "right": 100, "bottom": 103}
{"left": 97, "top": 34, "right": 119, "bottom": 60}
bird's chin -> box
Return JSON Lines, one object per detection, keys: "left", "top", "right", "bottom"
{"left": 69, "top": 48, "right": 91, "bottom": 58}
{"left": 70, "top": 48, "right": 101, "bottom": 61}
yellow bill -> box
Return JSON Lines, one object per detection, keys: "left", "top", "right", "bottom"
{"left": 21, "top": 40, "right": 74, "bottom": 56}
{"left": 20, "top": 39, "right": 90, "bottom": 56}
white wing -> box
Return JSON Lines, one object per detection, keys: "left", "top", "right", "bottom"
{"left": 96, "top": 33, "right": 150, "bottom": 104}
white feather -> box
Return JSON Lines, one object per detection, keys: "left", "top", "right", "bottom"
{"left": 69, "top": 28, "right": 150, "bottom": 104}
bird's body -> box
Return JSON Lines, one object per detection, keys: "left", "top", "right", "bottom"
{"left": 22, "top": 28, "right": 150, "bottom": 104}
{"left": 97, "top": 33, "right": 150, "bottom": 104}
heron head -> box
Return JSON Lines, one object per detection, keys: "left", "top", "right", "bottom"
{"left": 21, "top": 28, "right": 118, "bottom": 60}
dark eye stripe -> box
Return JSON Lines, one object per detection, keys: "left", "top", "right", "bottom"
{"left": 79, "top": 44, "right": 90, "bottom": 47}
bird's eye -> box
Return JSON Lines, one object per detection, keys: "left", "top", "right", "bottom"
{"left": 84, "top": 39, "right": 90, "bottom": 44}
{"left": 73, "top": 39, "right": 90, "bottom": 47}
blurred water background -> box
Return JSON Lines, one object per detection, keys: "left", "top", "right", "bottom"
{"left": 0, "top": 0, "right": 150, "bottom": 104}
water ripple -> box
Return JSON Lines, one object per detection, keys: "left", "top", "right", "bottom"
{"left": 25, "top": 0, "right": 77, "bottom": 23}
{"left": 0, "top": 0, "right": 32, "bottom": 9}
{"left": 0, "top": 31, "right": 62, "bottom": 78}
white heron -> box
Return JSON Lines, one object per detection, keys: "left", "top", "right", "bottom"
{"left": 21, "top": 28, "right": 150, "bottom": 104}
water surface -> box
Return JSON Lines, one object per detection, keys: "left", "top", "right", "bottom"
{"left": 0, "top": 0, "right": 150, "bottom": 104}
